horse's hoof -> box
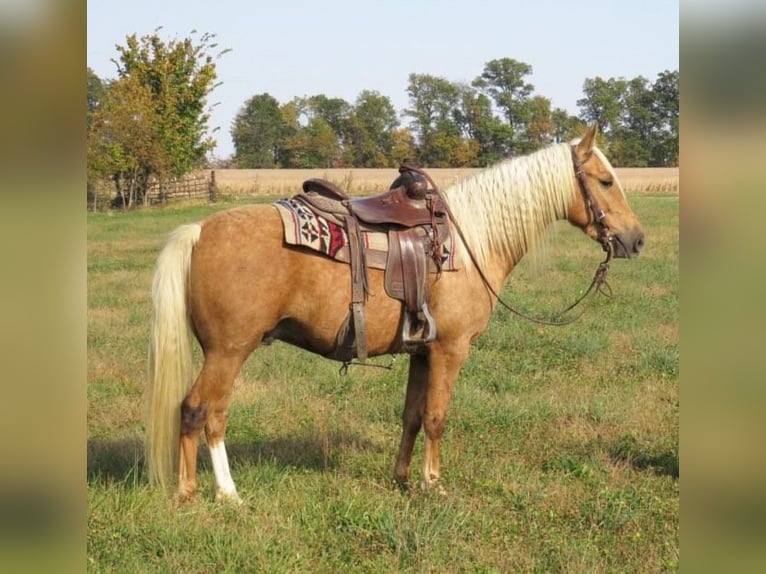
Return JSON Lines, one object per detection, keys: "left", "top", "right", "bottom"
{"left": 421, "top": 479, "right": 448, "bottom": 496}
{"left": 215, "top": 490, "right": 243, "bottom": 505}
{"left": 394, "top": 478, "right": 412, "bottom": 494}
{"left": 176, "top": 490, "right": 198, "bottom": 504}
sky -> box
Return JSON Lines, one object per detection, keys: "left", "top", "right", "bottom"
{"left": 87, "top": 0, "right": 679, "bottom": 159}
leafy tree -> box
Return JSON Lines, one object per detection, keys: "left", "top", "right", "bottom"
{"left": 283, "top": 117, "right": 339, "bottom": 168}
{"left": 453, "top": 88, "right": 506, "bottom": 165}
{"left": 473, "top": 58, "right": 534, "bottom": 142}
{"left": 651, "top": 70, "right": 679, "bottom": 166}
{"left": 616, "top": 76, "right": 656, "bottom": 166}
{"left": 87, "top": 73, "right": 162, "bottom": 207}
{"left": 231, "top": 93, "right": 285, "bottom": 167}
{"left": 87, "top": 68, "right": 108, "bottom": 208}
{"left": 577, "top": 76, "right": 628, "bottom": 137}
{"left": 344, "top": 90, "right": 399, "bottom": 167}
{"left": 87, "top": 67, "right": 106, "bottom": 130}
{"left": 276, "top": 99, "right": 302, "bottom": 167}
{"left": 550, "top": 108, "right": 583, "bottom": 143}
{"left": 87, "top": 30, "right": 225, "bottom": 205}
{"left": 404, "top": 73, "right": 461, "bottom": 165}
{"left": 578, "top": 71, "right": 678, "bottom": 166}
{"left": 521, "top": 95, "right": 554, "bottom": 152}
{"left": 429, "top": 131, "right": 479, "bottom": 167}
{"left": 304, "top": 117, "right": 340, "bottom": 168}
{"left": 304, "top": 95, "right": 351, "bottom": 139}
{"left": 389, "top": 128, "right": 418, "bottom": 165}
{"left": 274, "top": 95, "right": 349, "bottom": 167}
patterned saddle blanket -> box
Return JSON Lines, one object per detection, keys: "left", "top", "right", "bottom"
{"left": 274, "top": 196, "right": 458, "bottom": 272}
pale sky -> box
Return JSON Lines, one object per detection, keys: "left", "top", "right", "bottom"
{"left": 87, "top": 0, "right": 679, "bottom": 159}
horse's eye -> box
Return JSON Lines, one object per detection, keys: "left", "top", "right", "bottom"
{"left": 599, "top": 178, "right": 613, "bottom": 189}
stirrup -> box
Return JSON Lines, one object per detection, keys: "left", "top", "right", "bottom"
{"left": 401, "top": 302, "right": 437, "bottom": 345}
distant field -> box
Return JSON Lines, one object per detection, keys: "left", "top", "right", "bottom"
{"left": 211, "top": 167, "right": 679, "bottom": 196}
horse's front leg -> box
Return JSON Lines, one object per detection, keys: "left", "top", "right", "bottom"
{"left": 394, "top": 352, "right": 428, "bottom": 490}
{"left": 422, "top": 342, "right": 468, "bottom": 493}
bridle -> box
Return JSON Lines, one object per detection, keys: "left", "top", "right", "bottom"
{"left": 412, "top": 148, "right": 615, "bottom": 327}
{"left": 571, "top": 146, "right": 615, "bottom": 258}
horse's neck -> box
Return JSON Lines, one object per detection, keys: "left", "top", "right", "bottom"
{"left": 444, "top": 146, "right": 574, "bottom": 282}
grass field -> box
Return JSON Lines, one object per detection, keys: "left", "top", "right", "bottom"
{"left": 87, "top": 188, "right": 678, "bottom": 571}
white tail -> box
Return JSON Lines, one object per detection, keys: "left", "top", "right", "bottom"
{"left": 145, "top": 224, "right": 202, "bottom": 489}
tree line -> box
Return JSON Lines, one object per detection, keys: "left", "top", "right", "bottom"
{"left": 87, "top": 32, "right": 678, "bottom": 207}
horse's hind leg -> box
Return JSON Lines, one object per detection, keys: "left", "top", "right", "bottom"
{"left": 394, "top": 352, "right": 428, "bottom": 490}
{"left": 178, "top": 350, "right": 246, "bottom": 503}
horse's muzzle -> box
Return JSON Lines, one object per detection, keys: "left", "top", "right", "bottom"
{"left": 611, "top": 228, "right": 646, "bottom": 258}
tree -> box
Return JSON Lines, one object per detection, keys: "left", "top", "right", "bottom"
{"left": 87, "top": 67, "right": 106, "bottom": 130}
{"left": 304, "top": 95, "right": 351, "bottom": 139}
{"left": 304, "top": 95, "right": 351, "bottom": 166}
{"left": 303, "top": 117, "right": 340, "bottom": 168}
{"left": 344, "top": 90, "right": 399, "bottom": 167}
{"left": 275, "top": 99, "right": 302, "bottom": 167}
{"left": 577, "top": 76, "right": 628, "bottom": 138}
{"left": 429, "top": 131, "right": 479, "bottom": 167}
{"left": 87, "top": 68, "right": 108, "bottom": 209}
{"left": 616, "top": 76, "right": 656, "bottom": 166}
{"left": 282, "top": 116, "right": 339, "bottom": 168}
{"left": 550, "top": 108, "right": 583, "bottom": 143}
{"left": 453, "top": 87, "right": 508, "bottom": 165}
{"left": 651, "top": 70, "right": 679, "bottom": 166}
{"left": 389, "top": 128, "right": 418, "bottom": 165}
{"left": 231, "top": 93, "right": 285, "bottom": 167}
{"left": 473, "top": 58, "right": 535, "bottom": 144}
{"left": 521, "top": 95, "right": 554, "bottom": 152}
{"left": 87, "top": 74, "right": 162, "bottom": 208}
{"left": 404, "top": 73, "right": 461, "bottom": 165}
{"left": 273, "top": 95, "right": 351, "bottom": 168}
{"left": 87, "top": 30, "right": 225, "bottom": 205}
{"left": 577, "top": 71, "right": 678, "bottom": 166}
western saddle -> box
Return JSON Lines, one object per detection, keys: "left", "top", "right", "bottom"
{"left": 294, "top": 161, "right": 451, "bottom": 363}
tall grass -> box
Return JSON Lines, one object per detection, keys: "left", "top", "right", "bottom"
{"left": 87, "top": 192, "right": 678, "bottom": 571}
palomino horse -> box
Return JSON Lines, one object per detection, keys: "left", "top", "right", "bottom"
{"left": 146, "top": 125, "right": 645, "bottom": 502}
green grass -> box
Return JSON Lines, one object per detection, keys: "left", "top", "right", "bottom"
{"left": 87, "top": 193, "right": 679, "bottom": 572}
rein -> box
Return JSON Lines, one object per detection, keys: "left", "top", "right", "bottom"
{"left": 409, "top": 150, "right": 614, "bottom": 327}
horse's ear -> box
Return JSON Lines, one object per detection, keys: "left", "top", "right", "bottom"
{"left": 574, "top": 124, "right": 598, "bottom": 161}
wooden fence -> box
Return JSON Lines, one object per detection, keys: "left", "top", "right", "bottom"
{"left": 145, "top": 171, "right": 218, "bottom": 204}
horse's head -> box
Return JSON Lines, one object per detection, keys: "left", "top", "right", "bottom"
{"left": 567, "top": 125, "right": 646, "bottom": 258}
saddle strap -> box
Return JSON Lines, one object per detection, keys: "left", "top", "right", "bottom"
{"left": 345, "top": 215, "right": 368, "bottom": 362}
{"left": 399, "top": 230, "right": 426, "bottom": 312}
{"left": 384, "top": 228, "right": 437, "bottom": 348}
{"left": 384, "top": 229, "right": 428, "bottom": 312}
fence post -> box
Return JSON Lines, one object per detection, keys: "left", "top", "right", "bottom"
{"left": 209, "top": 170, "right": 218, "bottom": 202}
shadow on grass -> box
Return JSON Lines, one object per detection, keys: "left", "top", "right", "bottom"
{"left": 87, "top": 430, "right": 381, "bottom": 485}
{"left": 543, "top": 435, "right": 679, "bottom": 480}
{"left": 87, "top": 437, "right": 144, "bottom": 483}
{"left": 227, "top": 431, "right": 381, "bottom": 471}
{"left": 609, "top": 435, "right": 679, "bottom": 478}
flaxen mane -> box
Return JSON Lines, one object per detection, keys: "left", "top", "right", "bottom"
{"left": 442, "top": 143, "right": 578, "bottom": 270}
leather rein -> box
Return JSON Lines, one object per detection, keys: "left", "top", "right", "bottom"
{"left": 409, "top": 148, "right": 614, "bottom": 326}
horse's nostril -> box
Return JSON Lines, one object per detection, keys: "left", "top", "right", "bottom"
{"left": 635, "top": 236, "right": 645, "bottom": 252}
